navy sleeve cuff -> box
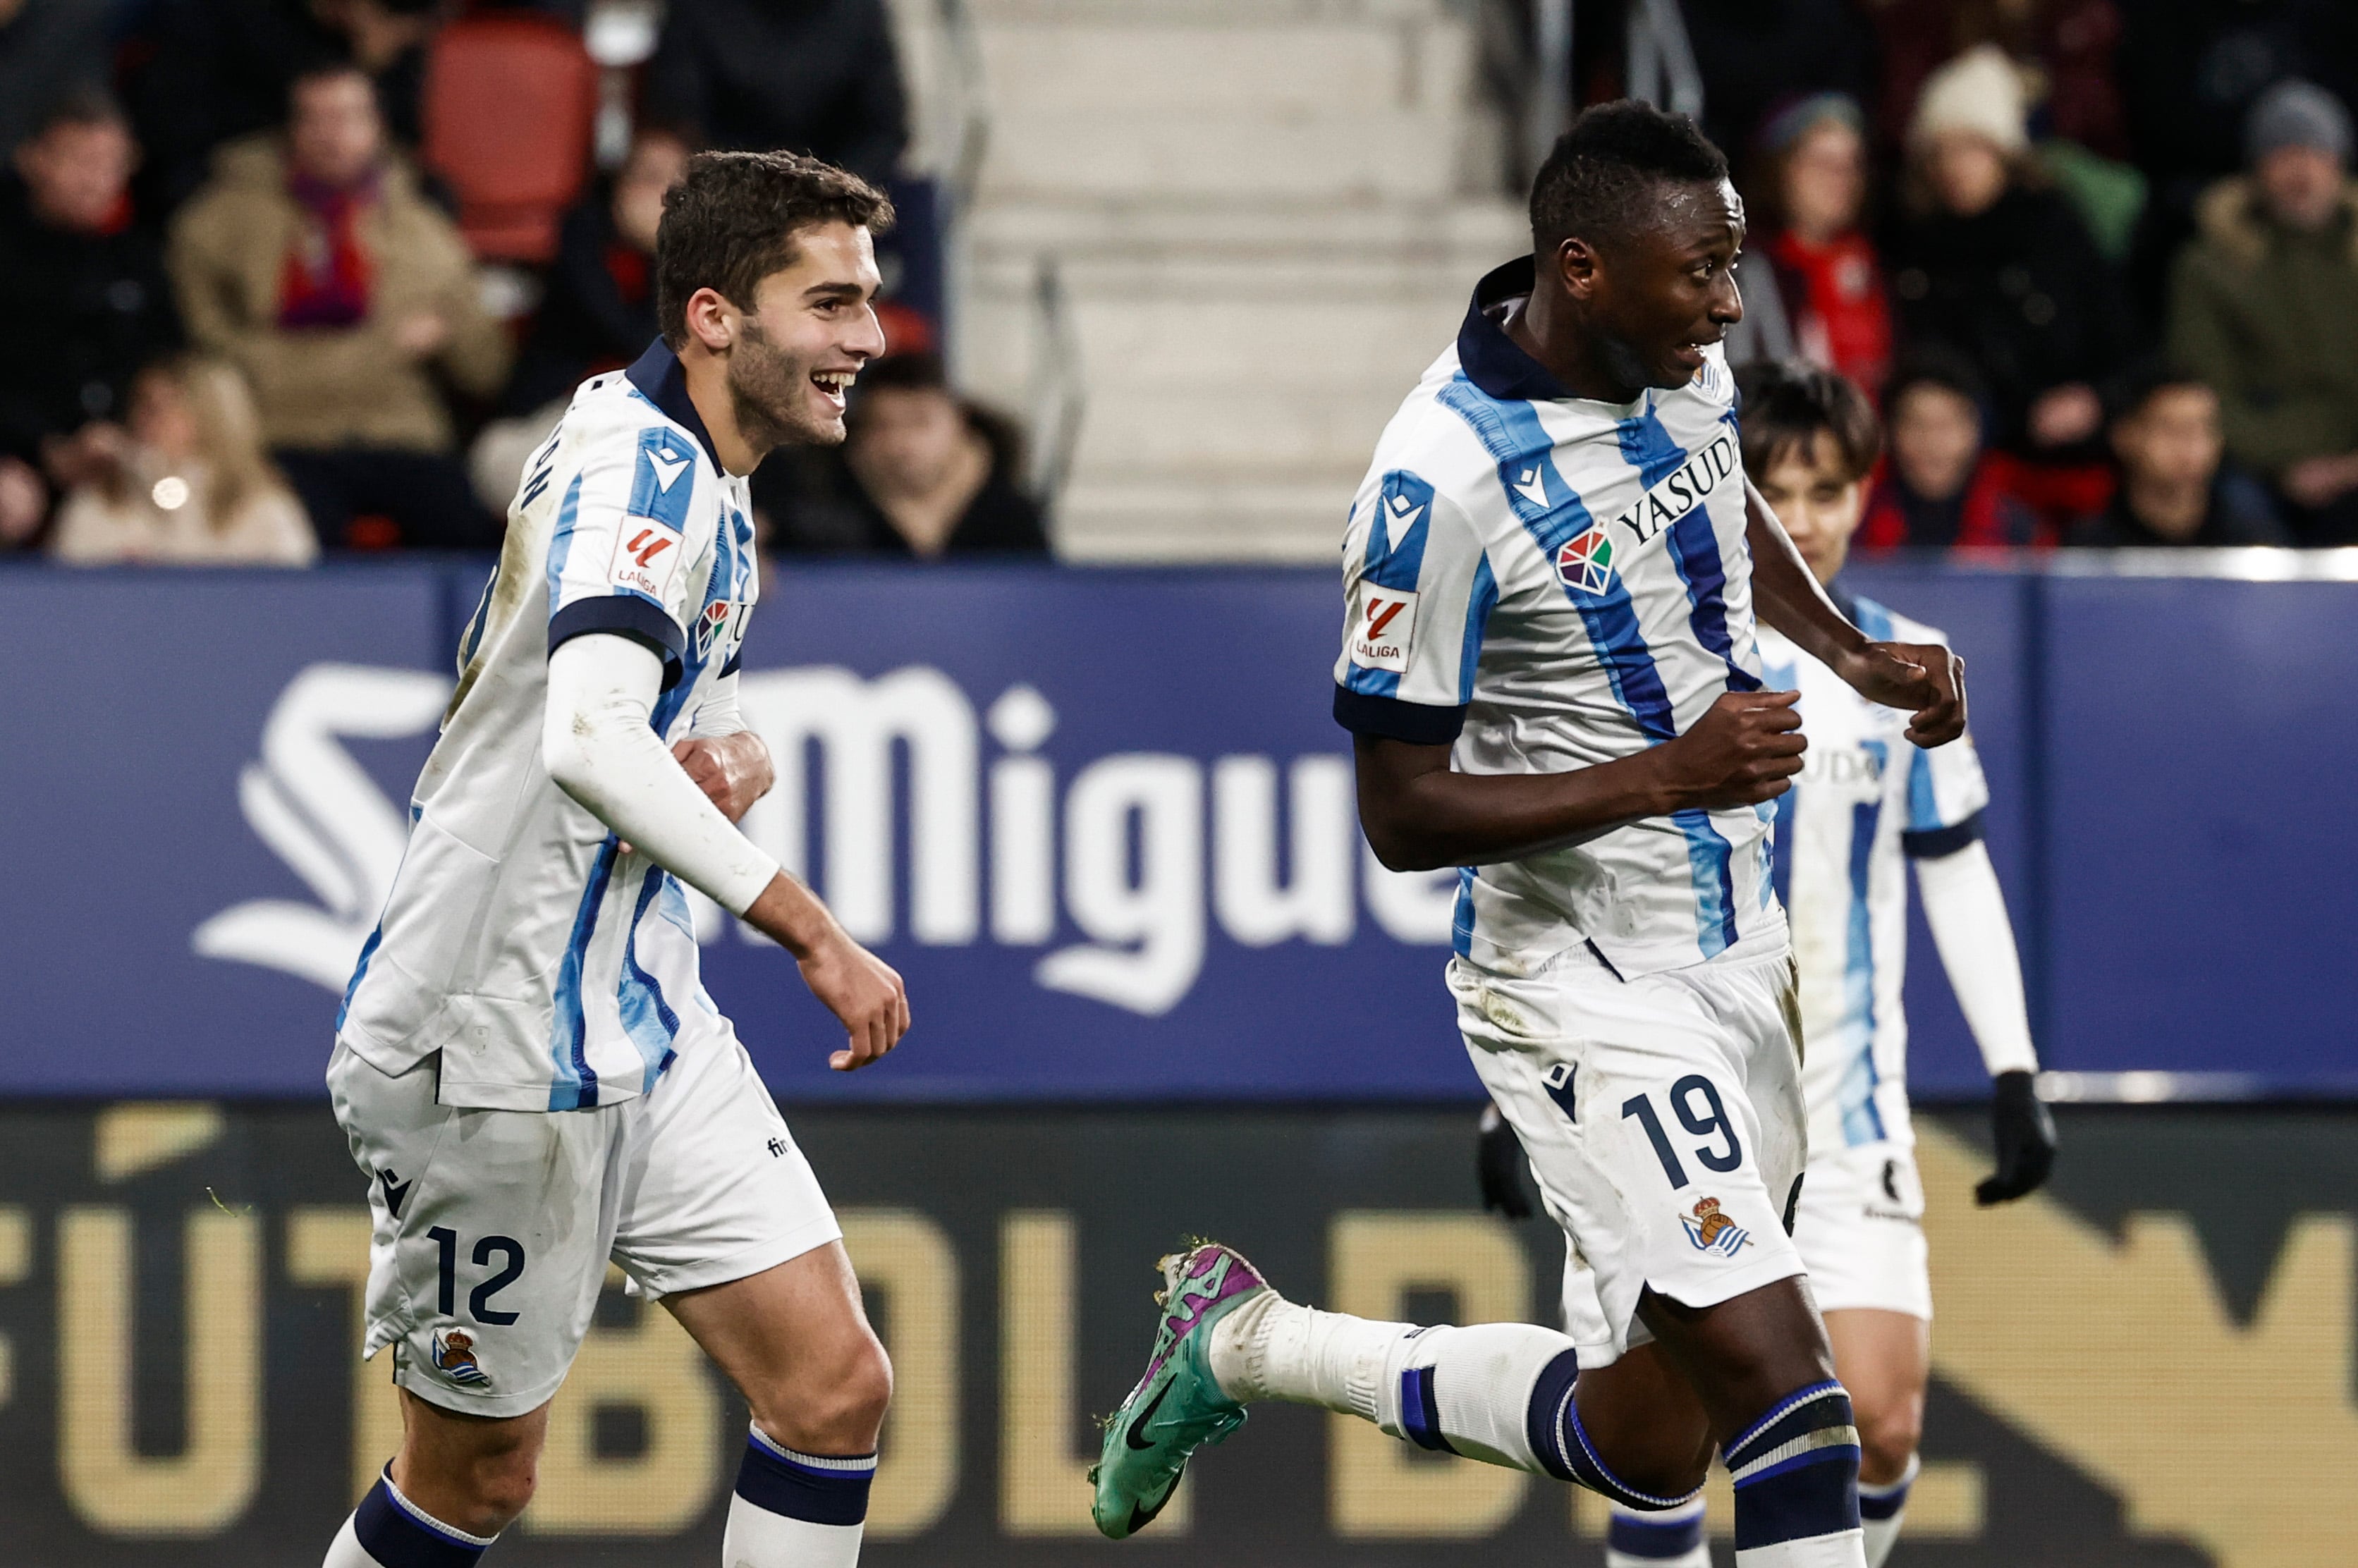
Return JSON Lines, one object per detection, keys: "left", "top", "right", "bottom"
{"left": 1333, "top": 685, "right": 1466, "bottom": 745}
{"left": 549, "top": 595, "right": 686, "bottom": 691}
{"left": 1902, "top": 809, "right": 1985, "bottom": 860}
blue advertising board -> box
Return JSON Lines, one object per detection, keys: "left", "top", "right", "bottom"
{"left": 4, "top": 558, "right": 2351, "bottom": 1099}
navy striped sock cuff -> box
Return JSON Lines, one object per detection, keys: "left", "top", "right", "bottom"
{"left": 1398, "top": 1365, "right": 1455, "bottom": 1453}
{"left": 1525, "top": 1350, "right": 1702, "bottom": 1511}
{"left": 353, "top": 1468, "right": 494, "bottom": 1567}
{"left": 1610, "top": 1497, "right": 1709, "bottom": 1560}
{"left": 735, "top": 1428, "right": 877, "bottom": 1527}
{"left": 1858, "top": 1454, "right": 1919, "bottom": 1521}
{"left": 1725, "top": 1383, "right": 1862, "bottom": 1552}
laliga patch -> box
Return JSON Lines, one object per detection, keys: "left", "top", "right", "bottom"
{"left": 608, "top": 517, "right": 684, "bottom": 602}
{"left": 1350, "top": 582, "right": 1418, "bottom": 674}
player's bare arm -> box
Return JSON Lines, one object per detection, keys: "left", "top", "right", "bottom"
{"left": 1745, "top": 477, "right": 1967, "bottom": 747}
{"left": 1354, "top": 692, "right": 1806, "bottom": 871}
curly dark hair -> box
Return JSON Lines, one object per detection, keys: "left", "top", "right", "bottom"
{"left": 1529, "top": 99, "right": 1730, "bottom": 254}
{"left": 655, "top": 150, "right": 896, "bottom": 348}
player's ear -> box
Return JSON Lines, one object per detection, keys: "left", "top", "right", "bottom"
{"left": 684, "top": 286, "right": 736, "bottom": 354}
{"left": 1555, "top": 237, "right": 1601, "bottom": 302}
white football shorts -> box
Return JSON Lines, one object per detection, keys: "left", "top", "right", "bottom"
{"left": 328, "top": 1025, "right": 841, "bottom": 1418}
{"left": 1790, "top": 1135, "right": 1932, "bottom": 1321}
{"left": 1454, "top": 938, "right": 1809, "bottom": 1368}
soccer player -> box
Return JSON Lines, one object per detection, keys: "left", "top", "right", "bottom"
{"left": 1092, "top": 103, "right": 1966, "bottom": 1567}
{"left": 1525, "top": 360, "right": 2057, "bottom": 1567}
{"left": 321, "top": 152, "right": 910, "bottom": 1568}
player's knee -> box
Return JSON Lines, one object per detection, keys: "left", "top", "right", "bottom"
{"left": 465, "top": 1450, "right": 540, "bottom": 1533}
{"left": 405, "top": 1443, "right": 539, "bottom": 1536}
{"left": 1854, "top": 1399, "right": 1921, "bottom": 1484}
{"left": 749, "top": 1331, "right": 893, "bottom": 1454}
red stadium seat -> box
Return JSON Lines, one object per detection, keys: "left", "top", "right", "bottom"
{"left": 422, "top": 14, "right": 599, "bottom": 265}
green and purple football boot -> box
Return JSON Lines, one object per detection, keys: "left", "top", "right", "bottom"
{"left": 1089, "top": 1241, "right": 1269, "bottom": 1539}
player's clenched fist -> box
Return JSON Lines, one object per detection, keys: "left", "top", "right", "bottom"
{"left": 1838, "top": 639, "right": 1967, "bottom": 748}
{"left": 796, "top": 929, "right": 910, "bottom": 1071}
{"left": 1652, "top": 689, "right": 1808, "bottom": 810}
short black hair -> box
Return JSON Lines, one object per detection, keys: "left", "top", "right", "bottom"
{"left": 25, "top": 83, "right": 127, "bottom": 144}
{"left": 1530, "top": 99, "right": 1730, "bottom": 253}
{"left": 656, "top": 150, "right": 896, "bottom": 348}
{"left": 853, "top": 350, "right": 949, "bottom": 397}
{"left": 1883, "top": 348, "right": 1990, "bottom": 417}
{"left": 1733, "top": 359, "right": 1882, "bottom": 482}
{"left": 2102, "top": 357, "right": 2213, "bottom": 427}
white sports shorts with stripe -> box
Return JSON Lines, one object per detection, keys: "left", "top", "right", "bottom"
{"left": 1790, "top": 1136, "right": 1933, "bottom": 1321}
{"left": 328, "top": 1027, "right": 841, "bottom": 1418}
{"left": 1453, "top": 936, "right": 1810, "bottom": 1368}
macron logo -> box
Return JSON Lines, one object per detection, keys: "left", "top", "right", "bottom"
{"left": 1513, "top": 465, "right": 1548, "bottom": 510}
{"left": 648, "top": 448, "right": 689, "bottom": 493}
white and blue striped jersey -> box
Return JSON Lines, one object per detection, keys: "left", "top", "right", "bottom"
{"left": 1758, "top": 593, "right": 1989, "bottom": 1153}
{"left": 337, "top": 341, "right": 759, "bottom": 1112}
{"left": 1333, "top": 257, "right": 1783, "bottom": 979}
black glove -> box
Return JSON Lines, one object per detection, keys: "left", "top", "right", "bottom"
{"left": 1477, "top": 1102, "right": 1536, "bottom": 1220}
{"left": 1975, "top": 1070, "right": 2057, "bottom": 1206}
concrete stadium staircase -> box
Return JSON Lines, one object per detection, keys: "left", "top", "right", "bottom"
{"left": 939, "top": 0, "right": 1525, "bottom": 562}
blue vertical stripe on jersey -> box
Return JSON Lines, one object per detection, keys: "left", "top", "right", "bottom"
{"left": 1617, "top": 400, "right": 1690, "bottom": 488}
{"left": 650, "top": 499, "right": 739, "bottom": 735}
{"left": 456, "top": 565, "right": 498, "bottom": 673}
{"left": 549, "top": 838, "right": 620, "bottom": 1110}
{"left": 1438, "top": 374, "right": 1740, "bottom": 960}
{"left": 628, "top": 425, "right": 699, "bottom": 530}
{"left": 1759, "top": 656, "right": 1799, "bottom": 912}
{"left": 616, "top": 868, "right": 684, "bottom": 1093}
{"left": 1458, "top": 551, "right": 1499, "bottom": 704}
{"left": 1665, "top": 509, "right": 1762, "bottom": 692}
{"left": 1907, "top": 745, "right": 1946, "bottom": 831}
{"left": 1344, "top": 471, "right": 1438, "bottom": 700}
{"left": 544, "top": 473, "right": 587, "bottom": 616}
{"left": 336, "top": 802, "right": 419, "bottom": 1032}
{"left": 1453, "top": 868, "right": 1477, "bottom": 957}
{"left": 1838, "top": 739, "right": 1890, "bottom": 1144}
{"left": 1673, "top": 808, "right": 1741, "bottom": 956}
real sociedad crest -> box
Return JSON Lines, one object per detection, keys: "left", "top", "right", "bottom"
{"left": 1555, "top": 527, "right": 1616, "bottom": 595}
{"left": 433, "top": 1329, "right": 491, "bottom": 1387}
{"left": 1681, "top": 1196, "right": 1750, "bottom": 1256}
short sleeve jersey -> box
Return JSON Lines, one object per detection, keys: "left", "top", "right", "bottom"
{"left": 336, "top": 342, "right": 760, "bottom": 1112}
{"left": 1758, "top": 593, "right": 1991, "bottom": 1153}
{"left": 1333, "top": 257, "right": 1783, "bottom": 978}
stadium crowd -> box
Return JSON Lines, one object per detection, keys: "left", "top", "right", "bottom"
{"left": 0, "top": 0, "right": 2352, "bottom": 564}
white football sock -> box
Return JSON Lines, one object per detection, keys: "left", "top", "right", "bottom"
{"left": 723, "top": 1427, "right": 873, "bottom": 1568}
{"left": 324, "top": 1465, "right": 496, "bottom": 1565}
{"left": 1858, "top": 1454, "right": 1918, "bottom": 1567}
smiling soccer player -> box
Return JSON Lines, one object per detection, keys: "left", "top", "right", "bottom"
{"left": 1094, "top": 102, "right": 1967, "bottom": 1568}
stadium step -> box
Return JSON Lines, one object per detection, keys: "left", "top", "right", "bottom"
{"left": 941, "top": 0, "right": 1523, "bottom": 561}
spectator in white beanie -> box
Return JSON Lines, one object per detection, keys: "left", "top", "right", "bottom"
{"left": 1883, "top": 45, "right": 2132, "bottom": 471}
{"left": 2170, "top": 79, "right": 2358, "bottom": 543}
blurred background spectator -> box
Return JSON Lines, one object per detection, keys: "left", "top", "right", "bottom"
{"left": 1676, "top": 0, "right": 1875, "bottom": 171}
{"left": 0, "top": 0, "right": 114, "bottom": 161}
{"left": 643, "top": 0, "right": 906, "bottom": 186}
{"left": 1751, "top": 93, "right": 1893, "bottom": 395}
{"left": 2066, "top": 361, "right": 2287, "bottom": 548}
{"left": 1858, "top": 354, "right": 2041, "bottom": 552}
{"left": 1883, "top": 45, "right": 2132, "bottom": 460}
{"left": 128, "top": 0, "right": 449, "bottom": 214}
{"left": 49, "top": 353, "right": 316, "bottom": 565}
{"left": 504, "top": 123, "right": 685, "bottom": 417}
{"left": 2168, "top": 80, "right": 2358, "bottom": 545}
{"left": 169, "top": 61, "right": 508, "bottom": 551}
{"left": 762, "top": 353, "right": 1047, "bottom": 560}
{"left": 0, "top": 88, "right": 182, "bottom": 551}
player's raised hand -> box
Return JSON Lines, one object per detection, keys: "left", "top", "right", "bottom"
{"left": 1974, "top": 1070, "right": 2058, "bottom": 1205}
{"left": 797, "top": 929, "right": 910, "bottom": 1072}
{"left": 1840, "top": 640, "right": 1967, "bottom": 748}
{"left": 1653, "top": 689, "right": 1807, "bottom": 810}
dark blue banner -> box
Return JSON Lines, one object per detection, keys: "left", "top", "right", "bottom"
{"left": 4, "top": 560, "right": 2350, "bottom": 1099}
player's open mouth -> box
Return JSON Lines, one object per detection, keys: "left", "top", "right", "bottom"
{"left": 812, "top": 369, "right": 856, "bottom": 410}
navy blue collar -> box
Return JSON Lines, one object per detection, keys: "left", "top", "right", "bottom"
{"left": 1458, "top": 255, "right": 1575, "bottom": 403}
{"left": 624, "top": 339, "right": 726, "bottom": 471}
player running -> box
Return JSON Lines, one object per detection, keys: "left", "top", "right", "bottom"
{"left": 321, "top": 152, "right": 908, "bottom": 1568}
{"left": 1500, "top": 360, "right": 2058, "bottom": 1567}
{"left": 1092, "top": 103, "right": 1965, "bottom": 1567}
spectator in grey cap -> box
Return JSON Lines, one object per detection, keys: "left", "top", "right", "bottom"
{"left": 2168, "top": 80, "right": 2358, "bottom": 542}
